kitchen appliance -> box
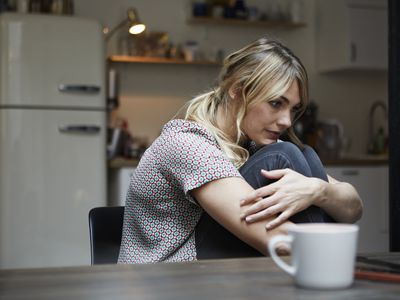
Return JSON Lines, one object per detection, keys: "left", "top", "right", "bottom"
{"left": 0, "top": 13, "right": 107, "bottom": 269}
{"left": 316, "top": 119, "right": 344, "bottom": 160}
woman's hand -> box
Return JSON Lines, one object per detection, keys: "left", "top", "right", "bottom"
{"left": 240, "top": 169, "right": 325, "bottom": 230}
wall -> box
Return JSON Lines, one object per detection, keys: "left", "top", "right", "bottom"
{"left": 74, "top": 0, "right": 388, "bottom": 155}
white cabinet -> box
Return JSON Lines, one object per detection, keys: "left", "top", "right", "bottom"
{"left": 108, "top": 167, "right": 136, "bottom": 206}
{"left": 316, "top": 0, "right": 388, "bottom": 72}
{"left": 326, "top": 165, "right": 389, "bottom": 253}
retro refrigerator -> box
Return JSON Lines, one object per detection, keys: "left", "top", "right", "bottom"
{"left": 0, "top": 13, "right": 107, "bottom": 268}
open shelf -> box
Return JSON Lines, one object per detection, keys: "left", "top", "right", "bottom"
{"left": 187, "top": 17, "right": 306, "bottom": 28}
{"left": 108, "top": 55, "right": 220, "bottom": 65}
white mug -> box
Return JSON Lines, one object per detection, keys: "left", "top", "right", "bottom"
{"left": 268, "top": 223, "right": 359, "bottom": 290}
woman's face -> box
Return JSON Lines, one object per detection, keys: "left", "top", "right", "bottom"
{"left": 241, "top": 80, "right": 301, "bottom": 146}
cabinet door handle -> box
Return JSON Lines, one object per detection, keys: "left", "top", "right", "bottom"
{"left": 342, "top": 169, "right": 359, "bottom": 176}
{"left": 58, "top": 125, "right": 101, "bottom": 134}
{"left": 58, "top": 84, "right": 101, "bottom": 94}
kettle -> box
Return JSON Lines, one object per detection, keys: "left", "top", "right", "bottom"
{"left": 316, "top": 119, "right": 344, "bottom": 160}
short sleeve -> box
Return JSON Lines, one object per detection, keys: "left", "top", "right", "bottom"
{"left": 154, "top": 127, "right": 241, "bottom": 204}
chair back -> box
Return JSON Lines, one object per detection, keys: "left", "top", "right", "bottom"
{"left": 88, "top": 206, "right": 125, "bottom": 265}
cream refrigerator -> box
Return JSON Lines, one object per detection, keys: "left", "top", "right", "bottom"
{"left": 0, "top": 13, "right": 107, "bottom": 269}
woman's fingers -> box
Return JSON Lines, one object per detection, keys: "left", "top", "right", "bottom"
{"left": 240, "top": 170, "right": 285, "bottom": 206}
{"left": 240, "top": 186, "right": 274, "bottom": 206}
{"left": 240, "top": 197, "right": 279, "bottom": 220}
{"left": 240, "top": 168, "right": 291, "bottom": 206}
{"left": 240, "top": 168, "right": 318, "bottom": 229}
{"left": 261, "top": 168, "right": 289, "bottom": 179}
{"left": 265, "top": 210, "right": 292, "bottom": 230}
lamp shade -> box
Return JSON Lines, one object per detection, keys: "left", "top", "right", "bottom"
{"left": 127, "top": 8, "right": 146, "bottom": 35}
{"left": 105, "top": 7, "right": 146, "bottom": 42}
{"left": 129, "top": 23, "right": 146, "bottom": 35}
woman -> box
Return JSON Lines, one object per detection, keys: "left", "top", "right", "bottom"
{"left": 118, "top": 37, "right": 362, "bottom": 264}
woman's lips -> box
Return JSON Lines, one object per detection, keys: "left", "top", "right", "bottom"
{"left": 265, "top": 130, "right": 281, "bottom": 140}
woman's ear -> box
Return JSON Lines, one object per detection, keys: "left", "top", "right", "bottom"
{"left": 228, "top": 85, "right": 239, "bottom": 99}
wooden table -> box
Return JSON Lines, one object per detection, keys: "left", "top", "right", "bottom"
{"left": 1, "top": 257, "right": 400, "bottom": 300}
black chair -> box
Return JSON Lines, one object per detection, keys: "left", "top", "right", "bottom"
{"left": 88, "top": 206, "right": 125, "bottom": 265}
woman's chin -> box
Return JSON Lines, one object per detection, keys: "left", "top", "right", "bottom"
{"left": 256, "top": 139, "right": 278, "bottom": 146}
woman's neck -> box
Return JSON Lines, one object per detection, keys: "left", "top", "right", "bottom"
{"left": 216, "top": 103, "right": 244, "bottom": 145}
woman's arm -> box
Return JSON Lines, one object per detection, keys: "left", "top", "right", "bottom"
{"left": 318, "top": 174, "right": 363, "bottom": 223}
{"left": 239, "top": 169, "right": 363, "bottom": 230}
{"left": 191, "top": 176, "right": 294, "bottom": 255}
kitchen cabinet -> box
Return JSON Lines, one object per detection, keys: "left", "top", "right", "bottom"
{"left": 316, "top": 0, "right": 388, "bottom": 72}
{"left": 326, "top": 165, "right": 389, "bottom": 253}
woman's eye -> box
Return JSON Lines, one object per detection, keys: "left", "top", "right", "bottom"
{"left": 269, "top": 100, "right": 282, "bottom": 108}
{"left": 291, "top": 106, "right": 301, "bottom": 114}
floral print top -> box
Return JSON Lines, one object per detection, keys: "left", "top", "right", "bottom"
{"left": 118, "top": 119, "right": 241, "bottom": 264}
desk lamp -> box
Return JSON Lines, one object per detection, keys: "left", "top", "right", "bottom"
{"left": 105, "top": 7, "right": 146, "bottom": 41}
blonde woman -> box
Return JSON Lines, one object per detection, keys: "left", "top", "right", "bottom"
{"left": 118, "top": 37, "right": 362, "bottom": 263}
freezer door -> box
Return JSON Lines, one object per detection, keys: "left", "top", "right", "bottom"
{"left": 0, "top": 13, "right": 105, "bottom": 108}
{"left": 0, "top": 109, "right": 106, "bottom": 269}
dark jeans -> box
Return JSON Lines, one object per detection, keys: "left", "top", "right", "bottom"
{"left": 195, "top": 142, "right": 334, "bottom": 259}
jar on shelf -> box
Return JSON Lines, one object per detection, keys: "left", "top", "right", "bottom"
{"left": 29, "top": 0, "right": 42, "bottom": 13}
{"left": 50, "top": 0, "right": 73, "bottom": 15}
{"left": 233, "top": 0, "right": 248, "bottom": 20}
{"left": 16, "top": 0, "right": 29, "bottom": 13}
{"left": 183, "top": 40, "right": 199, "bottom": 62}
{"left": 0, "top": 0, "right": 9, "bottom": 12}
{"left": 288, "top": 0, "right": 303, "bottom": 23}
{"left": 192, "top": 1, "right": 208, "bottom": 17}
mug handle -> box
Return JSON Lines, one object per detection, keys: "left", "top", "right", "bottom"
{"left": 268, "top": 235, "right": 295, "bottom": 276}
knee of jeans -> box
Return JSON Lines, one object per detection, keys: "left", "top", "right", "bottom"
{"left": 302, "top": 144, "right": 316, "bottom": 155}
{"left": 266, "top": 141, "right": 303, "bottom": 158}
{"left": 240, "top": 141, "right": 307, "bottom": 175}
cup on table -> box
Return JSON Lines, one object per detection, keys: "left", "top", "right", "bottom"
{"left": 268, "top": 223, "right": 359, "bottom": 290}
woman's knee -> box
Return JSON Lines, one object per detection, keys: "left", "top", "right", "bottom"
{"left": 300, "top": 145, "right": 328, "bottom": 181}
{"left": 253, "top": 142, "right": 307, "bottom": 170}
{"left": 240, "top": 142, "right": 311, "bottom": 177}
{"left": 263, "top": 141, "right": 304, "bottom": 158}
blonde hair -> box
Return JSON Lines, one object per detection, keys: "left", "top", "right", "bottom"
{"left": 184, "top": 37, "right": 309, "bottom": 168}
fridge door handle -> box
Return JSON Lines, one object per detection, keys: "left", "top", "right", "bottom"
{"left": 58, "top": 84, "right": 101, "bottom": 94}
{"left": 58, "top": 125, "right": 101, "bottom": 134}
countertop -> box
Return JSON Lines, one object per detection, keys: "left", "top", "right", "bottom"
{"left": 321, "top": 154, "right": 389, "bottom": 166}
{"left": 108, "top": 157, "right": 140, "bottom": 169}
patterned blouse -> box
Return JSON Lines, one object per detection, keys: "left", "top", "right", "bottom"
{"left": 118, "top": 119, "right": 241, "bottom": 264}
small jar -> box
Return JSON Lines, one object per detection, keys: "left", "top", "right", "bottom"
{"left": 183, "top": 41, "right": 199, "bottom": 62}
{"left": 192, "top": 1, "right": 208, "bottom": 17}
{"left": 51, "top": 0, "right": 63, "bottom": 14}
{"left": 0, "top": 0, "right": 9, "bottom": 12}
{"left": 29, "top": 0, "right": 42, "bottom": 13}
{"left": 16, "top": 0, "right": 29, "bottom": 13}
{"left": 63, "top": 0, "right": 74, "bottom": 15}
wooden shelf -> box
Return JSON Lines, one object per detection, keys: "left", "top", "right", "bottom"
{"left": 108, "top": 55, "right": 220, "bottom": 65}
{"left": 187, "top": 17, "right": 306, "bottom": 28}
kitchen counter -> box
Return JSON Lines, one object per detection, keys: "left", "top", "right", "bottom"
{"left": 108, "top": 157, "right": 140, "bottom": 169}
{"left": 322, "top": 154, "right": 388, "bottom": 166}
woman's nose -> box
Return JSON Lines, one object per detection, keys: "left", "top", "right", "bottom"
{"left": 277, "top": 111, "right": 292, "bottom": 128}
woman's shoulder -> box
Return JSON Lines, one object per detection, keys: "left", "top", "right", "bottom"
{"left": 149, "top": 119, "right": 224, "bottom": 162}
{"left": 161, "top": 119, "right": 216, "bottom": 143}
